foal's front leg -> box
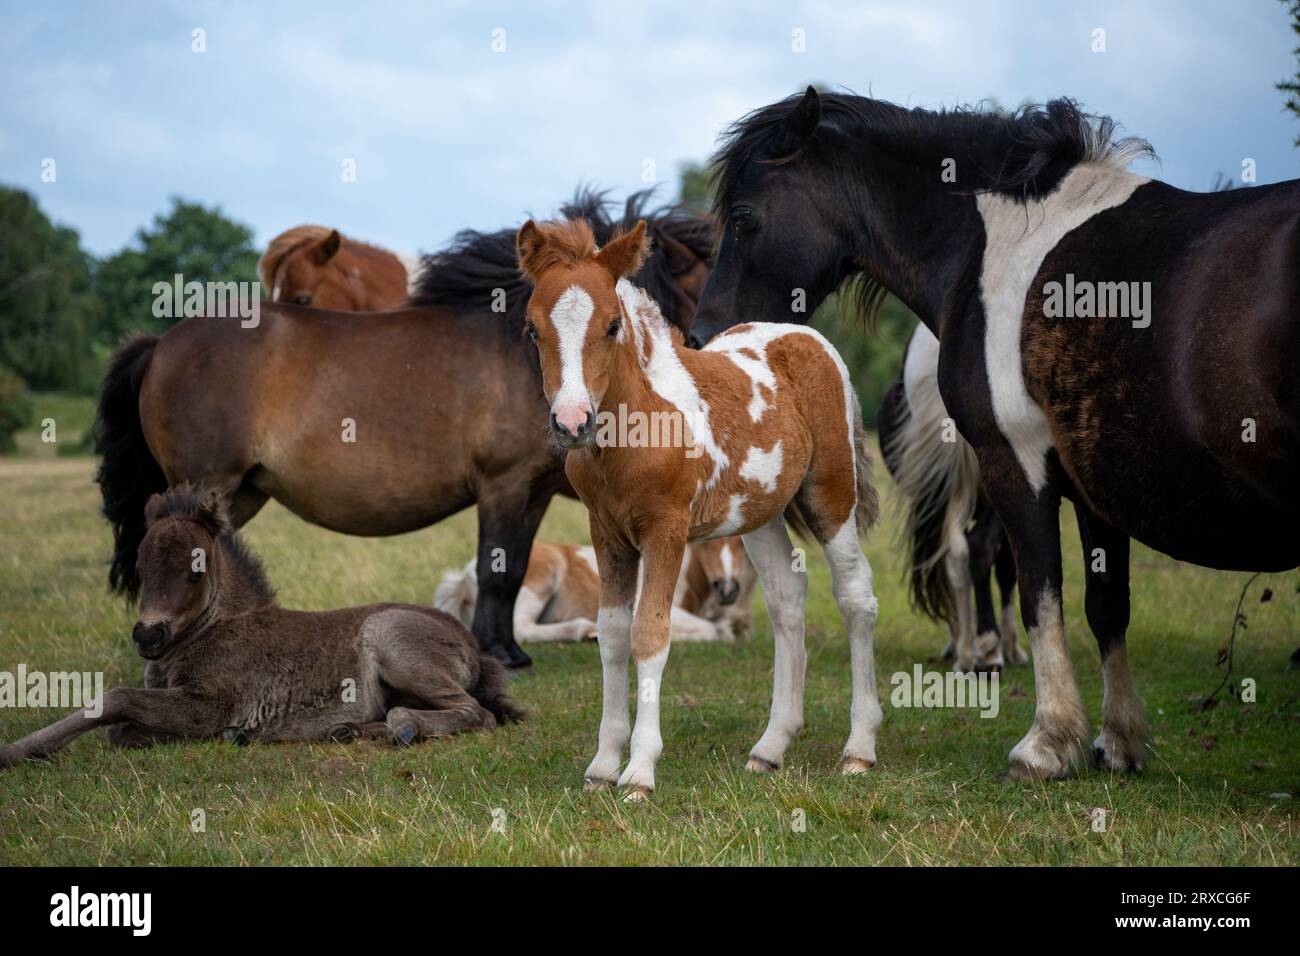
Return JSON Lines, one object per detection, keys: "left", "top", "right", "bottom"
{"left": 583, "top": 524, "right": 639, "bottom": 791}
{"left": 0, "top": 687, "right": 221, "bottom": 767}
{"left": 617, "top": 522, "right": 688, "bottom": 800}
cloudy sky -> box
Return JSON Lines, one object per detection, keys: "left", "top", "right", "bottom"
{"left": 2, "top": 0, "right": 1295, "bottom": 257}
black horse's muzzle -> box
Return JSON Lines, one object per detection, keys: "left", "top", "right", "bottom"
{"left": 132, "top": 621, "right": 172, "bottom": 659}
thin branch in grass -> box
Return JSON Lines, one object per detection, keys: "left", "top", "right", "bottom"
{"left": 1198, "top": 572, "right": 1263, "bottom": 711}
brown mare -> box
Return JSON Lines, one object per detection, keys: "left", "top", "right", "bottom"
{"left": 96, "top": 191, "right": 713, "bottom": 669}
{"left": 258, "top": 225, "right": 412, "bottom": 310}
{"left": 516, "top": 217, "right": 881, "bottom": 798}
{"left": 0, "top": 485, "right": 522, "bottom": 768}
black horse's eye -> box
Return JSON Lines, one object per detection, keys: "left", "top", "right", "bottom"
{"left": 292, "top": 294, "right": 312, "bottom": 306}
{"left": 525, "top": 323, "right": 538, "bottom": 342}
{"left": 607, "top": 317, "right": 620, "bottom": 337}
{"left": 188, "top": 569, "right": 203, "bottom": 583}
{"left": 730, "top": 206, "right": 753, "bottom": 226}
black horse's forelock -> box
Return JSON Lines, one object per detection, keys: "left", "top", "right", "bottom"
{"left": 708, "top": 92, "right": 1155, "bottom": 327}
{"left": 409, "top": 186, "right": 714, "bottom": 331}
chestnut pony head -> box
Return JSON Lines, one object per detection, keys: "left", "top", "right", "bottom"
{"left": 258, "top": 225, "right": 408, "bottom": 310}
{"left": 516, "top": 217, "right": 650, "bottom": 449}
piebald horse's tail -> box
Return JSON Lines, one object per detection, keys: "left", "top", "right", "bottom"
{"left": 94, "top": 334, "right": 166, "bottom": 601}
{"left": 879, "top": 328, "right": 980, "bottom": 624}
{"left": 433, "top": 559, "right": 478, "bottom": 628}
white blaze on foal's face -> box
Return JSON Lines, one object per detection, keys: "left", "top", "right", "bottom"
{"left": 516, "top": 218, "right": 650, "bottom": 448}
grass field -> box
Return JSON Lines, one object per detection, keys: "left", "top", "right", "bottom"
{"left": 1, "top": 445, "right": 1297, "bottom": 865}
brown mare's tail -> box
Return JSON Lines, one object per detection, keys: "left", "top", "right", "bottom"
{"left": 472, "top": 654, "right": 527, "bottom": 724}
{"left": 94, "top": 334, "right": 165, "bottom": 600}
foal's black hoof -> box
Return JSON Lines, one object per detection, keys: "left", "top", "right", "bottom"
{"left": 222, "top": 726, "right": 250, "bottom": 746}
{"left": 328, "top": 723, "right": 360, "bottom": 744}
{"left": 393, "top": 723, "right": 419, "bottom": 747}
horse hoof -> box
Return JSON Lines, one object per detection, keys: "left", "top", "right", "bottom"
{"left": 393, "top": 723, "right": 419, "bottom": 747}
{"left": 327, "top": 723, "right": 360, "bottom": 744}
{"left": 583, "top": 777, "right": 615, "bottom": 792}
{"left": 1004, "top": 758, "right": 1069, "bottom": 782}
{"left": 620, "top": 784, "right": 653, "bottom": 802}
{"left": 222, "top": 726, "right": 250, "bottom": 746}
{"left": 839, "top": 756, "right": 874, "bottom": 775}
{"left": 745, "top": 754, "right": 780, "bottom": 773}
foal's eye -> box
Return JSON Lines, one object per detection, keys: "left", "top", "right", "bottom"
{"left": 188, "top": 569, "right": 203, "bottom": 584}
{"left": 729, "top": 206, "right": 753, "bottom": 226}
{"left": 525, "top": 323, "right": 538, "bottom": 342}
{"left": 292, "top": 294, "right": 312, "bottom": 306}
{"left": 607, "top": 317, "right": 621, "bottom": 337}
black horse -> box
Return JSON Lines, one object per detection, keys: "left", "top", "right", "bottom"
{"left": 691, "top": 87, "right": 1300, "bottom": 779}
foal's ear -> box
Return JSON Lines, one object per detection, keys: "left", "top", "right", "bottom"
{"left": 192, "top": 489, "right": 232, "bottom": 537}
{"left": 516, "top": 220, "right": 546, "bottom": 283}
{"left": 312, "top": 229, "right": 342, "bottom": 264}
{"left": 596, "top": 220, "right": 649, "bottom": 280}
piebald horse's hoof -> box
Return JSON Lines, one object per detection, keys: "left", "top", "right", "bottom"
{"left": 839, "top": 756, "right": 875, "bottom": 775}
{"left": 1004, "top": 759, "right": 1070, "bottom": 782}
{"left": 745, "top": 754, "right": 780, "bottom": 773}
{"left": 620, "top": 784, "right": 653, "bottom": 802}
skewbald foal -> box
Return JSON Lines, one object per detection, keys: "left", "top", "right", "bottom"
{"left": 517, "top": 216, "right": 882, "bottom": 798}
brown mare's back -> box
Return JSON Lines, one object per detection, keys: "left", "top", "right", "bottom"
{"left": 138, "top": 305, "right": 557, "bottom": 534}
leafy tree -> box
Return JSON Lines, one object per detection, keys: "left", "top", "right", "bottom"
{"left": 1280, "top": 0, "right": 1300, "bottom": 146}
{"left": 0, "top": 187, "right": 99, "bottom": 391}
{"left": 0, "top": 366, "right": 33, "bottom": 453}
{"left": 678, "top": 161, "right": 712, "bottom": 211}
{"left": 94, "top": 197, "right": 260, "bottom": 342}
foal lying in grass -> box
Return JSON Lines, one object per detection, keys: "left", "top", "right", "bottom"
{"left": 0, "top": 485, "right": 522, "bottom": 768}
{"left": 516, "top": 216, "right": 881, "bottom": 798}
{"left": 435, "top": 536, "right": 757, "bottom": 644}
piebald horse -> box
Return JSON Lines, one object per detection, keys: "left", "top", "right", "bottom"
{"left": 690, "top": 87, "right": 1300, "bottom": 780}
{"left": 259, "top": 225, "right": 413, "bottom": 310}
{"left": 516, "top": 217, "right": 881, "bottom": 798}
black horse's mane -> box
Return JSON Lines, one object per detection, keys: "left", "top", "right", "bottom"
{"left": 712, "top": 92, "right": 1154, "bottom": 214}
{"left": 409, "top": 188, "right": 714, "bottom": 330}
{"left": 710, "top": 92, "right": 1155, "bottom": 324}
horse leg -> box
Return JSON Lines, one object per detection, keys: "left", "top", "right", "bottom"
{"left": 994, "top": 530, "right": 1027, "bottom": 664}
{"left": 0, "top": 687, "right": 222, "bottom": 766}
{"left": 513, "top": 587, "right": 596, "bottom": 642}
{"left": 1074, "top": 503, "right": 1150, "bottom": 773}
{"left": 741, "top": 517, "right": 808, "bottom": 772}
{"left": 617, "top": 521, "right": 687, "bottom": 799}
{"left": 583, "top": 522, "right": 639, "bottom": 791}
{"left": 820, "top": 519, "right": 882, "bottom": 774}
{"left": 105, "top": 723, "right": 187, "bottom": 749}
{"left": 471, "top": 486, "right": 551, "bottom": 668}
{"left": 980, "top": 455, "right": 1090, "bottom": 780}
{"left": 968, "top": 506, "right": 1005, "bottom": 670}
{"left": 946, "top": 511, "right": 977, "bottom": 672}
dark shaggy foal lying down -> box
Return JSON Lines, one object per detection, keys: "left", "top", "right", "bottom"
{"left": 0, "top": 485, "right": 523, "bottom": 768}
